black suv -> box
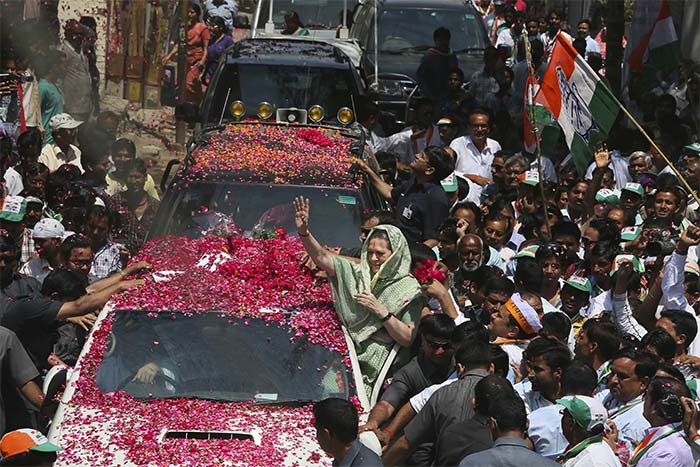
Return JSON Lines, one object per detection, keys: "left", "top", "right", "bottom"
{"left": 198, "top": 38, "right": 364, "bottom": 124}
{"left": 351, "top": 0, "right": 489, "bottom": 125}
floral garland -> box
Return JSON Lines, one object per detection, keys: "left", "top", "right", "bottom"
{"left": 186, "top": 124, "right": 356, "bottom": 187}
{"left": 55, "top": 230, "right": 358, "bottom": 466}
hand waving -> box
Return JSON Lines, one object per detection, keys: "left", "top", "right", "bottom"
{"left": 293, "top": 197, "right": 310, "bottom": 235}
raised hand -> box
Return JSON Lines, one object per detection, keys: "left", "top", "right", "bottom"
{"left": 293, "top": 197, "right": 310, "bottom": 235}
{"left": 594, "top": 143, "right": 610, "bottom": 169}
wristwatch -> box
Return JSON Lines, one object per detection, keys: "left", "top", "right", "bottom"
{"left": 381, "top": 312, "right": 394, "bottom": 322}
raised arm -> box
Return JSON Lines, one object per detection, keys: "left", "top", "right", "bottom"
{"left": 86, "top": 261, "right": 152, "bottom": 294}
{"left": 611, "top": 260, "right": 648, "bottom": 339}
{"left": 352, "top": 157, "right": 393, "bottom": 201}
{"left": 582, "top": 144, "right": 610, "bottom": 221}
{"left": 662, "top": 226, "right": 700, "bottom": 310}
{"left": 56, "top": 279, "right": 144, "bottom": 320}
{"left": 293, "top": 197, "right": 336, "bottom": 277}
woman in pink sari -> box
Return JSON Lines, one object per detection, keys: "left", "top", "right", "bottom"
{"left": 162, "top": 2, "right": 210, "bottom": 103}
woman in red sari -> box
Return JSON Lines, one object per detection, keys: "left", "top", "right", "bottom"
{"left": 162, "top": 2, "right": 210, "bottom": 103}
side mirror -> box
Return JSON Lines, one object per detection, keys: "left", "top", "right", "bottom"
{"left": 175, "top": 102, "right": 200, "bottom": 124}
{"left": 41, "top": 365, "right": 68, "bottom": 418}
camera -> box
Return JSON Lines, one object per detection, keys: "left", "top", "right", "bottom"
{"left": 644, "top": 227, "right": 679, "bottom": 257}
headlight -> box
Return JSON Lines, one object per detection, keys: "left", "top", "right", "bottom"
{"left": 337, "top": 107, "right": 354, "bottom": 125}
{"left": 257, "top": 102, "right": 273, "bottom": 119}
{"left": 230, "top": 100, "right": 246, "bottom": 119}
{"left": 373, "top": 78, "right": 405, "bottom": 97}
{"left": 309, "top": 105, "right": 325, "bottom": 123}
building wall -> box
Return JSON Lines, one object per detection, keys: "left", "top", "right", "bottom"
{"left": 57, "top": 0, "right": 109, "bottom": 92}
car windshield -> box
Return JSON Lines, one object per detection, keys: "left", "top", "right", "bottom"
{"left": 373, "top": 8, "right": 487, "bottom": 54}
{"left": 256, "top": 0, "right": 358, "bottom": 29}
{"left": 150, "top": 182, "right": 363, "bottom": 248}
{"left": 96, "top": 311, "right": 353, "bottom": 402}
{"left": 205, "top": 63, "right": 358, "bottom": 123}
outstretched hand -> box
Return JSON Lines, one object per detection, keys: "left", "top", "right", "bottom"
{"left": 293, "top": 197, "right": 310, "bottom": 235}
{"left": 594, "top": 143, "right": 610, "bottom": 169}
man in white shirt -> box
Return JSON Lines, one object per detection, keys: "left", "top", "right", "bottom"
{"left": 513, "top": 336, "right": 571, "bottom": 413}
{"left": 450, "top": 109, "right": 501, "bottom": 202}
{"left": 19, "top": 218, "right": 67, "bottom": 285}
{"left": 384, "top": 99, "right": 442, "bottom": 165}
{"left": 57, "top": 20, "right": 92, "bottom": 121}
{"left": 38, "top": 113, "right": 84, "bottom": 173}
{"left": 576, "top": 20, "right": 601, "bottom": 59}
{"left": 558, "top": 395, "right": 620, "bottom": 466}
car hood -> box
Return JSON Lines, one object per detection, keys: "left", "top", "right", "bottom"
{"left": 366, "top": 51, "right": 484, "bottom": 80}
{"left": 50, "top": 394, "right": 331, "bottom": 466}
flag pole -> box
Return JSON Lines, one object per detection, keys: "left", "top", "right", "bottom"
{"left": 617, "top": 105, "right": 700, "bottom": 206}
{"left": 522, "top": 31, "right": 551, "bottom": 241}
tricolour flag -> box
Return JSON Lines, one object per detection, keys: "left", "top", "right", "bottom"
{"left": 538, "top": 34, "right": 620, "bottom": 175}
{"left": 523, "top": 75, "right": 559, "bottom": 155}
{"left": 627, "top": 0, "right": 680, "bottom": 82}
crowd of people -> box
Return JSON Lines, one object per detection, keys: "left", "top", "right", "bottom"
{"left": 303, "top": 1, "right": 700, "bottom": 466}
{"left": 1, "top": 0, "right": 700, "bottom": 465}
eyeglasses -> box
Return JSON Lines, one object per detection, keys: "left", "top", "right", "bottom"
{"left": 581, "top": 237, "right": 598, "bottom": 247}
{"left": 539, "top": 243, "right": 564, "bottom": 257}
{"left": 425, "top": 339, "right": 453, "bottom": 351}
{"left": 69, "top": 258, "right": 93, "bottom": 267}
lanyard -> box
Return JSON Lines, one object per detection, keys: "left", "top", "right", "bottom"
{"left": 628, "top": 426, "right": 682, "bottom": 466}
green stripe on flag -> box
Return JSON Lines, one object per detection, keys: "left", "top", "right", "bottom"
{"left": 570, "top": 129, "right": 608, "bottom": 177}
{"left": 649, "top": 40, "right": 681, "bottom": 75}
{"left": 588, "top": 80, "right": 620, "bottom": 135}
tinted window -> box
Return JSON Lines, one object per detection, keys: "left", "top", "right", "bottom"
{"left": 151, "top": 182, "right": 364, "bottom": 248}
{"left": 371, "top": 8, "right": 487, "bottom": 53}
{"left": 204, "top": 63, "right": 358, "bottom": 123}
{"left": 257, "top": 0, "right": 358, "bottom": 29}
{"left": 96, "top": 311, "right": 353, "bottom": 402}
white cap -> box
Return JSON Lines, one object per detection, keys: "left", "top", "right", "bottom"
{"left": 49, "top": 113, "right": 83, "bottom": 131}
{"left": 32, "top": 218, "right": 66, "bottom": 240}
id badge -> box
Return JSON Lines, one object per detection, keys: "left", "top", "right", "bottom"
{"left": 402, "top": 206, "right": 413, "bottom": 220}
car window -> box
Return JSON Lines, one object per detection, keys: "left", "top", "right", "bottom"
{"left": 256, "top": 0, "right": 359, "bottom": 29}
{"left": 96, "top": 311, "right": 353, "bottom": 402}
{"left": 371, "top": 8, "right": 487, "bottom": 53}
{"left": 151, "top": 182, "right": 364, "bottom": 248}
{"left": 205, "top": 63, "right": 358, "bottom": 123}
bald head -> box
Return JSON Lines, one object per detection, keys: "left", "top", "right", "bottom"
{"left": 458, "top": 234, "right": 486, "bottom": 272}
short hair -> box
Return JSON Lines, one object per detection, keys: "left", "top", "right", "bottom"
{"left": 433, "top": 27, "right": 450, "bottom": 40}
{"left": 483, "top": 274, "right": 515, "bottom": 297}
{"left": 612, "top": 348, "right": 659, "bottom": 380}
{"left": 468, "top": 107, "right": 491, "bottom": 123}
{"left": 489, "top": 344, "right": 510, "bottom": 378}
{"left": 452, "top": 321, "right": 490, "bottom": 345}
{"left": 474, "top": 375, "right": 516, "bottom": 416}
{"left": 488, "top": 396, "right": 527, "bottom": 432}
{"left": 504, "top": 154, "right": 529, "bottom": 170}
{"left": 312, "top": 398, "right": 358, "bottom": 443}
{"left": 551, "top": 221, "right": 581, "bottom": 241}
{"left": 656, "top": 363, "right": 685, "bottom": 382}
{"left": 540, "top": 312, "right": 572, "bottom": 343}
{"left": 590, "top": 241, "right": 621, "bottom": 262}
{"left": 17, "top": 128, "right": 43, "bottom": 149}
{"left": 484, "top": 212, "right": 513, "bottom": 236}
{"left": 60, "top": 234, "right": 92, "bottom": 263}
{"left": 514, "top": 259, "right": 543, "bottom": 294}
{"left": 629, "top": 151, "right": 652, "bottom": 167}
{"left": 41, "top": 269, "right": 86, "bottom": 301}
{"left": 363, "top": 209, "right": 395, "bottom": 226}
{"left": 424, "top": 146, "right": 455, "bottom": 181}
{"left": 451, "top": 201, "right": 482, "bottom": 227}
{"left": 578, "top": 19, "right": 591, "bottom": 28}
{"left": 409, "top": 242, "right": 437, "bottom": 270}
{"left": 208, "top": 15, "right": 227, "bottom": 32}
{"left": 0, "top": 233, "right": 19, "bottom": 258}
{"left": 607, "top": 207, "right": 635, "bottom": 229}
{"left": 448, "top": 67, "right": 464, "bottom": 81}
{"left": 523, "top": 336, "right": 572, "bottom": 372}
{"left": 646, "top": 376, "right": 691, "bottom": 423}
{"left": 641, "top": 328, "right": 676, "bottom": 361}
{"left": 438, "top": 217, "right": 461, "bottom": 243}
{"left": 85, "top": 204, "right": 114, "bottom": 227}
{"left": 419, "top": 314, "right": 456, "bottom": 340}
{"left": 127, "top": 158, "right": 148, "bottom": 176}
{"left": 111, "top": 138, "right": 136, "bottom": 158}
{"left": 561, "top": 360, "right": 598, "bottom": 395}
{"left": 588, "top": 219, "right": 621, "bottom": 244}
{"left": 660, "top": 310, "right": 699, "bottom": 350}
{"left": 581, "top": 319, "right": 620, "bottom": 361}
{"left": 455, "top": 339, "right": 491, "bottom": 370}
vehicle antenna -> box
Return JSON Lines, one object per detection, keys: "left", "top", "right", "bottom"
{"left": 219, "top": 88, "right": 231, "bottom": 126}
{"left": 373, "top": 0, "right": 378, "bottom": 88}
{"left": 350, "top": 93, "right": 357, "bottom": 123}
